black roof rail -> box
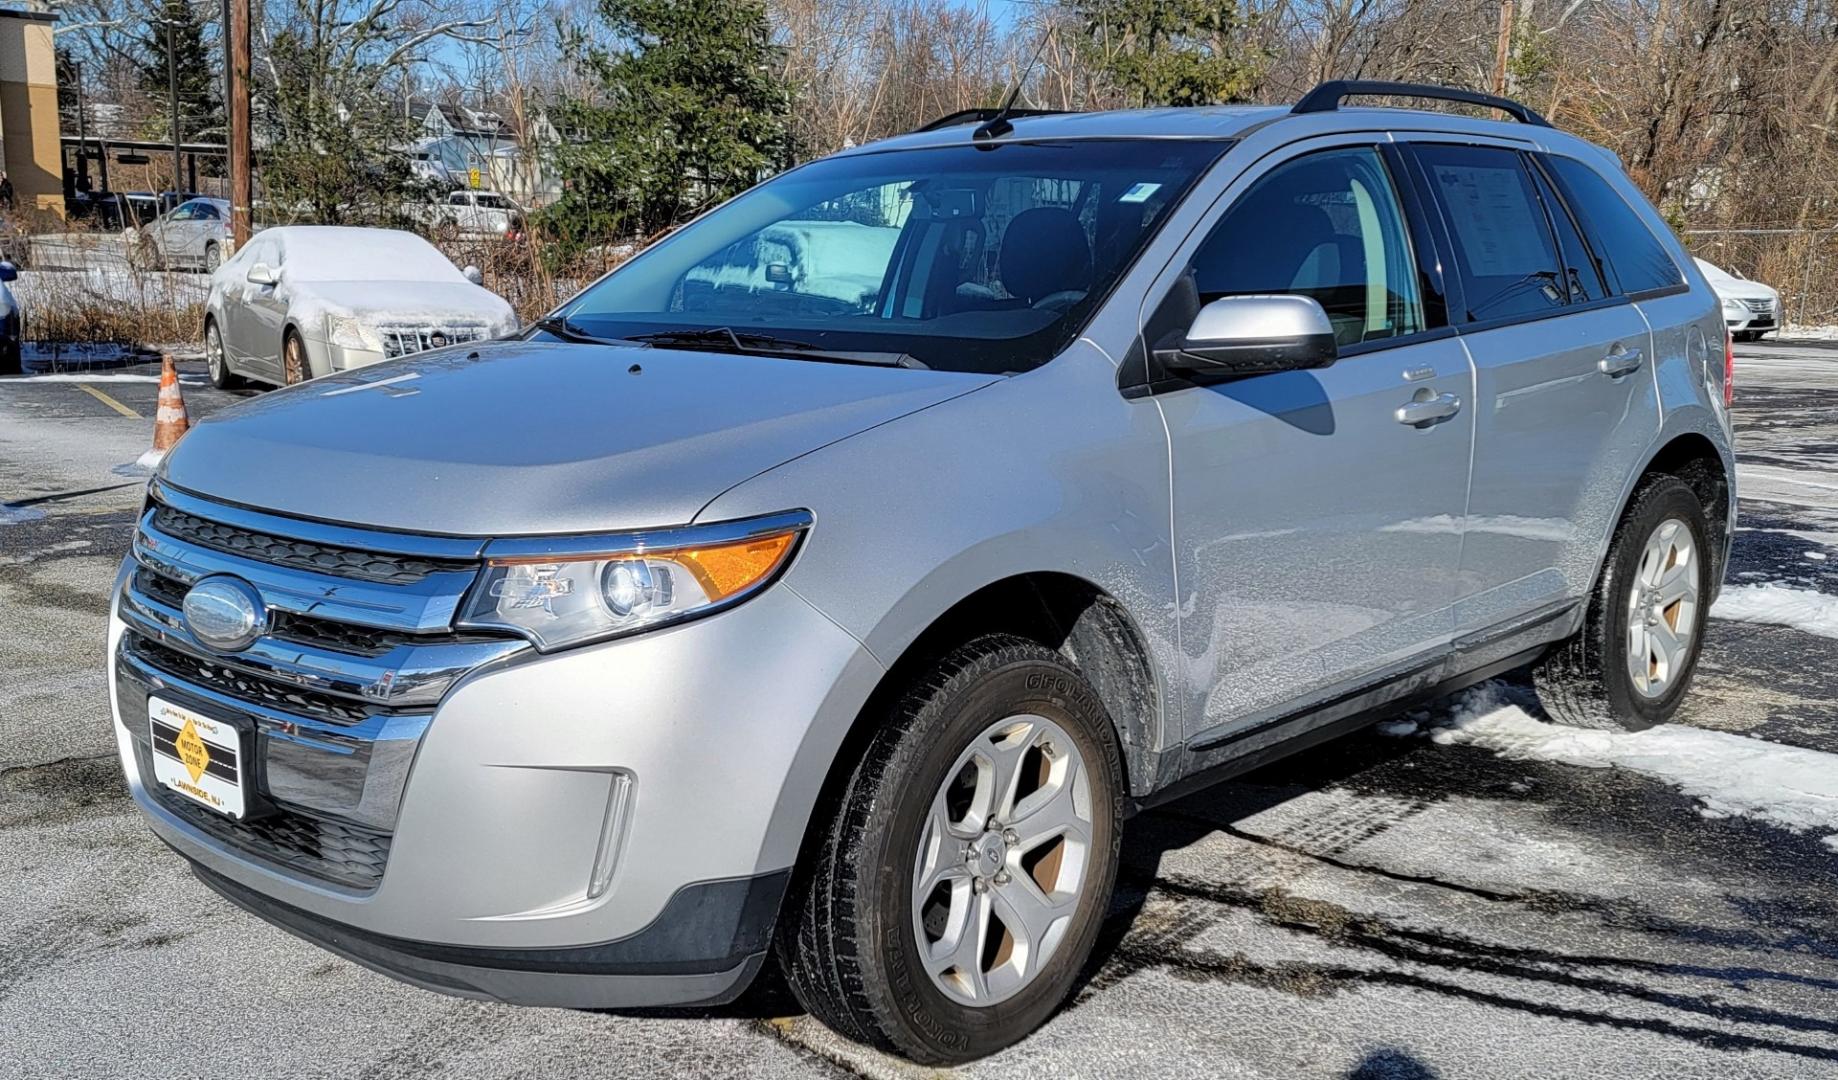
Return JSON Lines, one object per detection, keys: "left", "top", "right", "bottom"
{"left": 1292, "top": 80, "right": 1551, "bottom": 128}
{"left": 913, "top": 107, "right": 1070, "bottom": 134}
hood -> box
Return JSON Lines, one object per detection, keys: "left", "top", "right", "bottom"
{"left": 291, "top": 280, "right": 514, "bottom": 328}
{"left": 160, "top": 340, "right": 998, "bottom": 535}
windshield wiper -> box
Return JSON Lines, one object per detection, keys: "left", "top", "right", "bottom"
{"left": 529, "top": 314, "right": 633, "bottom": 347}
{"left": 629, "top": 327, "right": 928, "bottom": 368}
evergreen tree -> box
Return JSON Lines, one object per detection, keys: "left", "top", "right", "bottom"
{"left": 543, "top": 0, "right": 791, "bottom": 255}
{"left": 1069, "top": 0, "right": 1261, "bottom": 108}
{"left": 138, "top": 0, "right": 225, "bottom": 145}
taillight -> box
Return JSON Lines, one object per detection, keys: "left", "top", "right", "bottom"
{"left": 1723, "top": 329, "right": 1735, "bottom": 407}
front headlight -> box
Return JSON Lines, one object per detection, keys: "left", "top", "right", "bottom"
{"left": 327, "top": 314, "right": 384, "bottom": 351}
{"left": 1721, "top": 297, "right": 1745, "bottom": 315}
{"left": 459, "top": 511, "right": 811, "bottom": 650}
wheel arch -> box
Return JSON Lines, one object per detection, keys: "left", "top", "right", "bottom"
{"left": 791, "top": 571, "right": 1164, "bottom": 868}
{"left": 1628, "top": 427, "right": 1734, "bottom": 597}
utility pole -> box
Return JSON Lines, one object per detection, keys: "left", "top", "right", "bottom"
{"left": 167, "top": 16, "right": 183, "bottom": 203}
{"left": 227, "top": 0, "right": 252, "bottom": 248}
{"left": 1491, "top": 0, "right": 1517, "bottom": 97}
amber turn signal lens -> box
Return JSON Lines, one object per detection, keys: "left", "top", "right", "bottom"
{"left": 676, "top": 531, "right": 797, "bottom": 601}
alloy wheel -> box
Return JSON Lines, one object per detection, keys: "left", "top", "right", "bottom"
{"left": 912, "top": 713, "right": 1093, "bottom": 1007}
{"left": 1625, "top": 516, "right": 1700, "bottom": 698}
{"left": 206, "top": 325, "right": 224, "bottom": 382}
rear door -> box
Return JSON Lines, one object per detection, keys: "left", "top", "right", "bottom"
{"left": 1148, "top": 139, "right": 1477, "bottom": 742}
{"left": 1401, "top": 139, "right": 1660, "bottom": 635}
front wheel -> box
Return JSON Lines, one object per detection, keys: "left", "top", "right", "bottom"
{"left": 282, "top": 331, "right": 311, "bottom": 385}
{"left": 1534, "top": 474, "right": 1713, "bottom": 731}
{"left": 778, "top": 635, "right": 1124, "bottom": 1064}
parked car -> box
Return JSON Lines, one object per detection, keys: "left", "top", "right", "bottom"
{"left": 124, "top": 197, "right": 231, "bottom": 271}
{"left": 1695, "top": 257, "right": 1783, "bottom": 341}
{"left": 202, "top": 226, "right": 518, "bottom": 389}
{"left": 0, "top": 259, "right": 21, "bottom": 374}
{"left": 112, "top": 82, "right": 1734, "bottom": 1064}
{"left": 436, "top": 189, "right": 524, "bottom": 238}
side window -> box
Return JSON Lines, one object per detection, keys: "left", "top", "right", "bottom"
{"left": 1542, "top": 154, "right": 1684, "bottom": 296}
{"left": 168, "top": 203, "right": 196, "bottom": 222}
{"left": 1528, "top": 162, "right": 1606, "bottom": 303}
{"left": 1189, "top": 147, "right": 1425, "bottom": 347}
{"left": 1413, "top": 144, "right": 1566, "bottom": 323}
{"left": 195, "top": 203, "right": 221, "bottom": 221}
{"left": 448, "top": 193, "right": 470, "bottom": 206}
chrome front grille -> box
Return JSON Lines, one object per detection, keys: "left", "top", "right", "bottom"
{"left": 118, "top": 481, "right": 528, "bottom": 891}
{"left": 379, "top": 324, "right": 487, "bottom": 359}
{"left": 1741, "top": 297, "right": 1777, "bottom": 315}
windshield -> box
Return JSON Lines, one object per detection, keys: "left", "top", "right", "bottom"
{"left": 553, "top": 140, "right": 1227, "bottom": 373}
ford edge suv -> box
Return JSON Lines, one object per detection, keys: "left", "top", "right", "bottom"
{"left": 110, "top": 81, "right": 1735, "bottom": 1063}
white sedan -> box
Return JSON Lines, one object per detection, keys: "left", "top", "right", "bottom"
{"left": 1695, "top": 257, "right": 1783, "bottom": 342}
{"left": 125, "top": 197, "right": 232, "bottom": 271}
{"left": 203, "top": 226, "right": 519, "bottom": 389}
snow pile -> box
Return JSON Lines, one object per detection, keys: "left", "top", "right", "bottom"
{"left": 1712, "top": 583, "right": 1838, "bottom": 640}
{"left": 1421, "top": 684, "right": 1838, "bottom": 851}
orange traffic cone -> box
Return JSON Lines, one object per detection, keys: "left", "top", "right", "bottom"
{"left": 151, "top": 353, "right": 190, "bottom": 454}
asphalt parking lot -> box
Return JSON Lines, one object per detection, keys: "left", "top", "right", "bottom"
{"left": 4, "top": 342, "right": 1837, "bottom": 1079}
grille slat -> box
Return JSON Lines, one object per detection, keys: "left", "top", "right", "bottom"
{"left": 126, "top": 631, "right": 373, "bottom": 725}
{"left": 379, "top": 325, "right": 486, "bottom": 359}
{"left": 152, "top": 780, "right": 392, "bottom": 890}
{"left": 151, "top": 505, "right": 472, "bottom": 585}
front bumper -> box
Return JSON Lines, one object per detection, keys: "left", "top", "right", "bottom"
{"left": 112, "top": 491, "right": 883, "bottom": 1007}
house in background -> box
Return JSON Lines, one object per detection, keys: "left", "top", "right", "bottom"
{"left": 403, "top": 96, "right": 563, "bottom": 208}
{"left": 0, "top": 8, "right": 63, "bottom": 218}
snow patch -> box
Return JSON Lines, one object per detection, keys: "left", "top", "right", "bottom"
{"left": 1712, "top": 583, "right": 1838, "bottom": 640}
{"left": 0, "top": 503, "right": 47, "bottom": 525}
{"left": 1427, "top": 684, "right": 1838, "bottom": 849}
{"left": 10, "top": 372, "right": 204, "bottom": 384}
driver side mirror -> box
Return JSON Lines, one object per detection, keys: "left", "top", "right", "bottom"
{"left": 1155, "top": 294, "right": 1338, "bottom": 379}
{"left": 0, "top": 261, "right": 17, "bottom": 283}
{"left": 247, "top": 262, "right": 277, "bottom": 286}
{"left": 463, "top": 265, "right": 484, "bottom": 286}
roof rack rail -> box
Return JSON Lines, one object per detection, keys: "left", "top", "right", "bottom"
{"left": 914, "top": 107, "right": 1069, "bottom": 134}
{"left": 1291, "top": 80, "right": 1551, "bottom": 128}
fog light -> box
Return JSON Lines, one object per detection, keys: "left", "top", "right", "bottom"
{"left": 587, "top": 771, "right": 636, "bottom": 900}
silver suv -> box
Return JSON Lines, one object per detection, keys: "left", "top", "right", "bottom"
{"left": 110, "top": 82, "right": 1735, "bottom": 1063}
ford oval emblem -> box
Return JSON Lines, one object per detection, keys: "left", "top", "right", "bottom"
{"left": 181, "top": 576, "right": 265, "bottom": 653}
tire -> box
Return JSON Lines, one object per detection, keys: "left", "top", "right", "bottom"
{"left": 778, "top": 635, "right": 1124, "bottom": 1064}
{"left": 282, "top": 331, "right": 311, "bottom": 385}
{"left": 0, "top": 322, "right": 19, "bottom": 376}
{"left": 1534, "top": 475, "right": 1713, "bottom": 731}
{"left": 204, "top": 242, "right": 221, "bottom": 273}
{"left": 204, "top": 320, "right": 243, "bottom": 390}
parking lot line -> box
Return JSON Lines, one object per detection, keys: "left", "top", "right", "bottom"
{"left": 74, "top": 383, "right": 143, "bottom": 419}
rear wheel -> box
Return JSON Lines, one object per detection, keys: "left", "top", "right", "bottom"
{"left": 204, "top": 320, "right": 243, "bottom": 390}
{"left": 282, "top": 331, "right": 311, "bottom": 385}
{"left": 1534, "top": 475, "right": 1712, "bottom": 731}
{"left": 778, "top": 635, "right": 1123, "bottom": 1064}
{"left": 203, "top": 242, "right": 221, "bottom": 273}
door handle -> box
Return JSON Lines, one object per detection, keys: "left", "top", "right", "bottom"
{"left": 1396, "top": 391, "right": 1462, "bottom": 427}
{"left": 1599, "top": 347, "right": 1643, "bottom": 378}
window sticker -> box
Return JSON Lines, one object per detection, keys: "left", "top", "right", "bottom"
{"left": 1118, "top": 182, "right": 1162, "bottom": 204}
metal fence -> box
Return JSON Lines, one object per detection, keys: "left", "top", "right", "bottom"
{"left": 1683, "top": 226, "right": 1838, "bottom": 327}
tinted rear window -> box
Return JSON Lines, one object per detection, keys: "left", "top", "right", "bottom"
{"left": 1413, "top": 144, "right": 1567, "bottom": 323}
{"left": 1542, "top": 155, "right": 1683, "bottom": 296}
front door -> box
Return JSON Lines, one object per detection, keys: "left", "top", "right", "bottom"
{"left": 1150, "top": 142, "right": 1476, "bottom": 742}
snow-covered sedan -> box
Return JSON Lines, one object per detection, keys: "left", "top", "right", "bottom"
{"left": 1695, "top": 257, "right": 1783, "bottom": 341}
{"left": 203, "top": 226, "right": 519, "bottom": 389}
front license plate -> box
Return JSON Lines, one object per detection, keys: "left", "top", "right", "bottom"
{"left": 149, "top": 698, "right": 246, "bottom": 819}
